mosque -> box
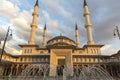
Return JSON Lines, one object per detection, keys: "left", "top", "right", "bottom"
{"left": 0, "top": 0, "right": 120, "bottom": 77}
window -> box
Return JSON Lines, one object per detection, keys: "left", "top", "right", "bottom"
{"left": 93, "top": 58, "right": 95, "bottom": 62}
{"left": 80, "top": 58, "right": 82, "bottom": 62}
{"left": 96, "top": 49, "right": 98, "bottom": 54}
{"left": 20, "top": 58, "right": 23, "bottom": 62}
{"left": 73, "top": 58, "right": 76, "bottom": 62}
{"left": 95, "top": 58, "right": 98, "bottom": 62}
{"left": 82, "top": 58, "right": 84, "bottom": 62}
{"left": 76, "top": 58, "right": 78, "bottom": 62}
{"left": 91, "top": 49, "right": 93, "bottom": 53}
{"left": 85, "top": 58, "right": 87, "bottom": 62}
{"left": 89, "top": 58, "right": 91, "bottom": 62}
{"left": 24, "top": 49, "right": 26, "bottom": 53}
{"left": 24, "top": 58, "right": 26, "bottom": 62}
{"left": 78, "top": 58, "right": 81, "bottom": 62}
{"left": 32, "top": 58, "right": 36, "bottom": 62}
{"left": 37, "top": 57, "right": 39, "bottom": 62}
{"left": 39, "top": 58, "right": 41, "bottom": 62}
{"left": 41, "top": 58, "right": 44, "bottom": 62}
{"left": 29, "top": 58, "right": 31, "bottom": 62}
{"left": 27, "top": 49, "right": 29, "bottom": 53}
{"left": 45, "top": 58, "right": 48, "bottom": 62}
{"left": 30, "top": 49, "right": 32, "bottom": 53}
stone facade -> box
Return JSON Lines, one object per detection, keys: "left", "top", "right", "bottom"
{"left": 0, "top": 38, "right": 120, "bottom": 77}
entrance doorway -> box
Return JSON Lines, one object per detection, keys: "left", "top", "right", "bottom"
{"left": 57, "top": 59, "right": 65, "bottom": 76}
{"left": 49, "top": 50, "right": 73, "bottom": 76}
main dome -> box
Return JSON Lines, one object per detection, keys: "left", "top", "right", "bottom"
{"left": 47, "top": 36, "right": 76, "bottom": 46}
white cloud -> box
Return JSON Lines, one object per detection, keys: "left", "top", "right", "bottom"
{"left": 101, "top": 45, "right": 112, "bottom": 55}
{"left": 0, "top": 0, "right": 19, "bottom": 18}
{"left": 101, "top": 41, "right": 120, "bottom": 55}
{"left": 0, "top": 0, "right": 31, "bottom": 54}
{"left": 0, "top": 41, "right": 21, "bottom": 55}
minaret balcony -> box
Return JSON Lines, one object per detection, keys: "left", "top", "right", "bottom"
{"left": 32, "top": 13, "right": 39, "bottom": 17}
{"left": 85, "top": 24, "right": 92, "bottom": 28}
{"left": 84, "top": 13, "right": 90, "bottom": 16}
{"left": 31, "top": 24, "right": 37, "bottom": 28}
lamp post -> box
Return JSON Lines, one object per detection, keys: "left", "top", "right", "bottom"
{"left": 114, "top": 26, "right": 120, "bottom": 39}
{"left": 0, "top": 26, "right": 12, "bottom": 62}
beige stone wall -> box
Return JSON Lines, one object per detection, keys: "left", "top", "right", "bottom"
{"left": 72, "top": 57, "right": 100, "bottom": 63}
{"left": 2, "top": 54, "right": 15, "bottom": 62}
{"left": 49, "top": 51, "right": 57, "bottom": 76}
{"left": 73, "top": 47, "right": 101, "bottom": 55}
{"left": 74, "top": 50, "right": 85, "bottom": 55}
{"left": 22, "top": 47, "right": 49, "bottom": 55}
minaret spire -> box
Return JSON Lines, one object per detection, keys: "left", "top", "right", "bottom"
{"left": 84, "top": 0, "right": 87, "bottom": 7}
{"left": 44, "top": 24, "right": 46, "bottom": 30}
{"left": 28, "top": 0, "right": 39, "bottom": 45}
{"left": 75, "top": 24, "right": 80, "bottom": 47}
{"left": 84, "top": 0, "right": 94, "bottom": 45}
{"left": 35, "top": 0, "right": 39, "bottom": 6}
{"left": 76, "top": 24, "right": 78, "bottom": 30}
{"left": 43, "top": 24, "right": 47, "bottom": 47}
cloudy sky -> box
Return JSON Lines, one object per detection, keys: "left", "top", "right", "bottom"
{"left": 0, "top": 0, "right": 120, "bottom": 55}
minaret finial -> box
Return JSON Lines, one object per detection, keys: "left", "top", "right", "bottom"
{"left": 75, "top": 24, "right": 78, "bottom": 30}
{"left": 43, "top": 24, "right": 47, "bottom": 47}
{"left": 35, "top": 0, "right": 39, "bottom": 6}
{"left": 44, "top": 24, "right": 46, "bottom": 30}
{"left": 84, "top": 0, "right": 87, "bottom": 7}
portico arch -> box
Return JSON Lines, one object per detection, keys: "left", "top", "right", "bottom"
{"left": 49, "top": 49, "right": 73, "bottom": 76}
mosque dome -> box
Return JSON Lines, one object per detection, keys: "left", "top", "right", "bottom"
{"left": 47, "top": 36, "right": 76, "bottom": 47}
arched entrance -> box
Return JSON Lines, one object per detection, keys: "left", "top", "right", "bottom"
{"left": 49, "top": 49, "right": 73, "bottom": 76}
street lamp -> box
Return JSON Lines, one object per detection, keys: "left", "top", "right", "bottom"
{"left": 0, "top": 26, "right": 12, "bottom": 62}
{"left": 113, "top": 26, "right": 120, "bottom": 39}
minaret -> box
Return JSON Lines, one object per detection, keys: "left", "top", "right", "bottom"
{"left": 28, "top": 0, "right": 39, "bottom": 45}
{"left": 43, "top": 24, "right": 47, "bottom": 47}
{"left": 0, "top": 40, "right": 1, "bottom": 48}
{"left": 75, "top": 24, "right": 80, "bottom": 47}
{"left": 84, "top": 0, "right": 94, "bottom": 45}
